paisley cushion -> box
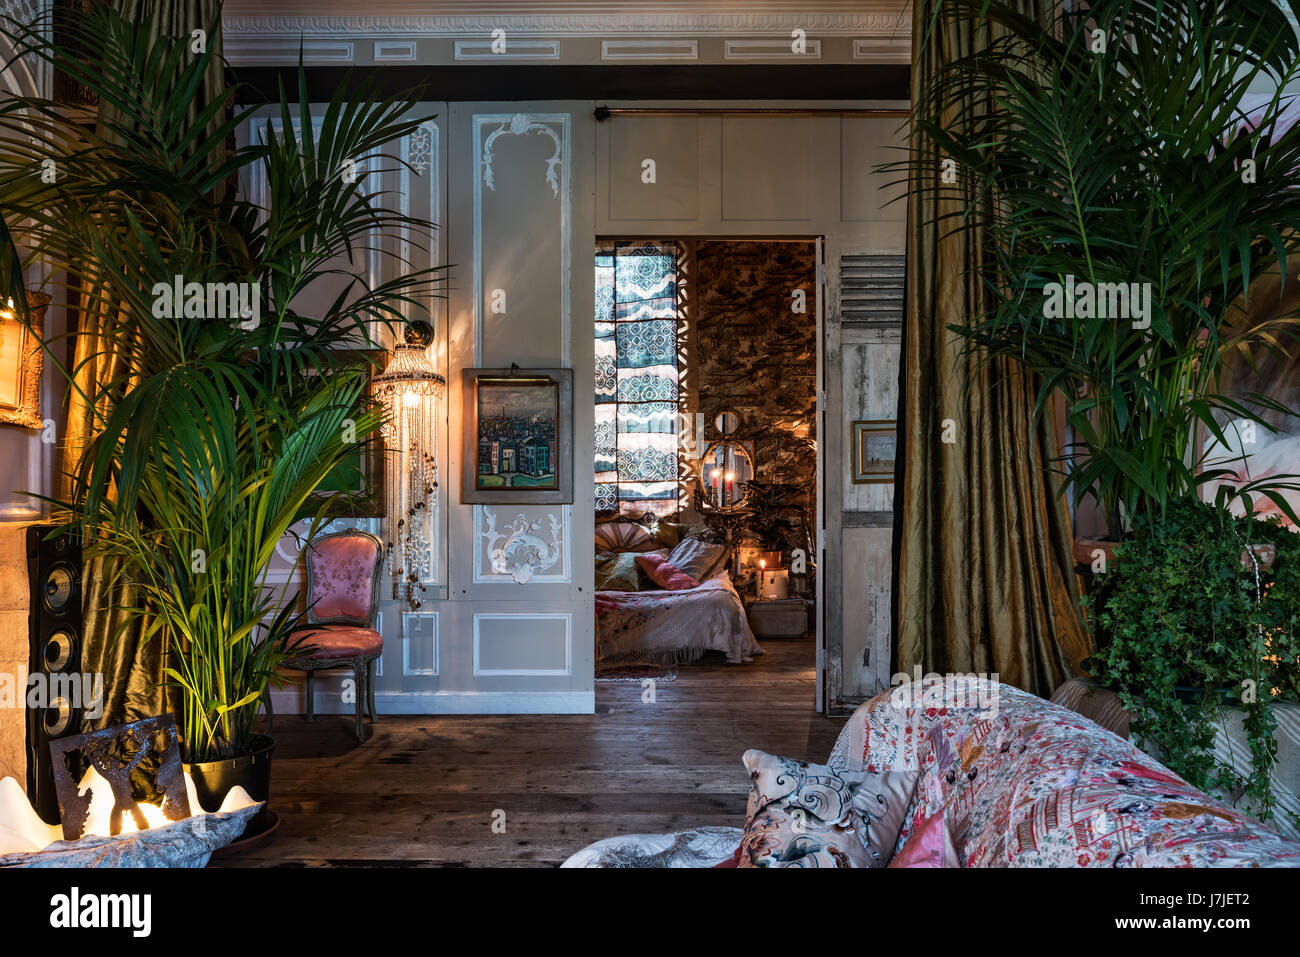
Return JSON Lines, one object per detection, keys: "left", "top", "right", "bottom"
{"left": 306, "top": 533, "right": 381, "bottom": 621}
{"left": 286, "top": 626, "right": 383, "bottom": 660}
{"left": 739, "top": 749, "right": 918, "bottom": 868}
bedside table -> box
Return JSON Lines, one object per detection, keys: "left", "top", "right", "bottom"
{"left": 747, "top": 598, "right": 812, "bottom": 638}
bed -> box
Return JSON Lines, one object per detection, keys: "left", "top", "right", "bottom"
{"left": 593, "top": 516, "right": 764, "bottom": 665}
{"left": 596, "top": 571, "right": 764, "bottom": 665}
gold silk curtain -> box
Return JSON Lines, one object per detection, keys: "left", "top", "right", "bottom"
{"left": 63, "top": 0, "right": 225, "bottom": 731}
{"left": 894, "top": 0, "right": 1090, "bottom": 696}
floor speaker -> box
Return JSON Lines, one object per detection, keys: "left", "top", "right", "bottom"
{"left": 25, "top": 523, "right": 83, "bottom": 824}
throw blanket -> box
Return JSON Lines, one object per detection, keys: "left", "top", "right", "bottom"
{"left": 595, "top": 572, "right": 764, "bottom": 665}
{"left": 830, "top": 680, "right": 1300, "bottom": 867}
{"left": 561, "top": 826, "right": 741, "bottom": 868}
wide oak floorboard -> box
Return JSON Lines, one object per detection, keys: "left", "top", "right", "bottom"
{"left": 214, "top": 636, "right": 846, "bottom": 867}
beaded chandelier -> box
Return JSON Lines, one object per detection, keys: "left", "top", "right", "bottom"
{"left": 374, "top": 320, "right": 445, "bottom": 609}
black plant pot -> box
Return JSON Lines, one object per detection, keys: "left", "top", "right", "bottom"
{"left": 184, "top": 734, "right": 275, "bottom": 837}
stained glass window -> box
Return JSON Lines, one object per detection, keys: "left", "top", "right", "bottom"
{"left": 595, "top": 241, "right": 683, "bottom": 517}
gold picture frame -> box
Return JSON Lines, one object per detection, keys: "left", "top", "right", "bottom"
{"left": 0, "top": 291, "right": 49, "bottom": 431}
{"left": 851, "top": 418, "right": 896, "bottom": 484}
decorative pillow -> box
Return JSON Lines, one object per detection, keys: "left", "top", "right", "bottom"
{"left": 888, "top": 810, "right": 960, "bottom": 868}
{"left": 666, "top": 537, "right": 728, "bottom": 582}
{"left": 635, "top": 553, "right": 700, "bottom": 591}
{"left": 595, "top": 552, "right": 643, "bottom": 592}
{"left": 738, "top": 749, "right": 918, "bottom": 868}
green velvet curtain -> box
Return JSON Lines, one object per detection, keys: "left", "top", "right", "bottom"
{"left": 64, "top": 0, "right": 225, "bottom": 733}
{"left": 894, "top": 0, "right": 1091, "bottom": 695}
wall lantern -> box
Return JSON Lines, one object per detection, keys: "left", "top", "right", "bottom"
{"left": 373, "top": 320, "right": 445, "bottom": 609}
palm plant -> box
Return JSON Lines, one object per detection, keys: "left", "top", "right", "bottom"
{"left": 0, "top": 7, "right": 444, "bottom": 761}
{"left": 900, "top": 0, "right": 1300, "bottom": 538}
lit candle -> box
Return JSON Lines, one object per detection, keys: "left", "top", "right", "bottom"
{"left": 758, "top": 559, "right": 765, "bottom": 598}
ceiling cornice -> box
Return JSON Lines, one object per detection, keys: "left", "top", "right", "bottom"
{"left": 220, "top": 12, "right": 912, "bottom": 40}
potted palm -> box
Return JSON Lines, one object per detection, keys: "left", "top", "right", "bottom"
{"left": 0, "top": 7, "right": 443, "bottom": 823}
{"left": 899, "top": 0, "right": 1300, "bottom": 831}
{"left": 903, "top": 0, "right": 1300, "bottom": 543}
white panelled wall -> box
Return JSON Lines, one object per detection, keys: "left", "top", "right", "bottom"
{"left": 264, "top": 101, "right": 597, "bottom": 715}
{"left": 259, "top": 99, "right": 905, "bottom": 716}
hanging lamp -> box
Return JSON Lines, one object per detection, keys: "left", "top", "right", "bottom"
{"left": 373, "top": 319, "right": 445, "bottom": 609}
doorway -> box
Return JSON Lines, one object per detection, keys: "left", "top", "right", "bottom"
{"left": 592, "top": 237, "right": 823, "bottom": 709}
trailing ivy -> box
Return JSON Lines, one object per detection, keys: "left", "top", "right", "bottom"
{"left": 1093, "top": 496, "right": 1300, "bottom": 823}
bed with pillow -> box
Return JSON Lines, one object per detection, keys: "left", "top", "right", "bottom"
{"left": 594, "top": 517, "right": 764, "bottom": 665}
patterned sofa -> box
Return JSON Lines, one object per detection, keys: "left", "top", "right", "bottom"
{"left": 563, "top": 679, "right": 1300, "bottom": 867}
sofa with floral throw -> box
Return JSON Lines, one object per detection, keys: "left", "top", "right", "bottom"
{"left": 562, "top": 678, "right": 1300, "bottom": 867}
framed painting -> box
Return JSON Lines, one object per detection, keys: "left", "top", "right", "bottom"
{"left": 303, "top": 349, "right": 386, "bottom": 517}
{"left": 851, "top": 419, "right": 896, "bottom": 484}
{"left": 0, "top": 291, "right": 49, "bottom": 430}
{"left": 461, "top": 367, "right": 574, "bottom": 504}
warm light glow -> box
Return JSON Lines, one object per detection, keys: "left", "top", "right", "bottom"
{"left": 760, "top": 559, "right": 767, "bottom": 570}
{"left": 0, "top": 297, "right": 13, "bottom": 320}
{"left": 402, "top": 389, "right": 423, "bottom": 408}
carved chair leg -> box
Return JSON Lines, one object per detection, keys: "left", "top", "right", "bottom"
{"left": 354, "top": 659, "right": 366, "bottom": 743}
{"left": 367, "top": 657, "right": 378, "bottom": 724}
{"left": 305, "top": 670, "right": 315, "bottom": 724}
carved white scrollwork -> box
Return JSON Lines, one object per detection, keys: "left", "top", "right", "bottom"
{"left": 481, "top": 113, "right": 562, "bottom": 197}
{"left": 482, "top": 509, "right": 564, "bottom": 584}
{"left": 409, "top": 121, "right": 434, "bottom": 175}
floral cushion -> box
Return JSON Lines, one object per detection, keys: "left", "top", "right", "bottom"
{"left": 828, "top": 677, "right": 1300, "bottom": 867}
{"left": 307, "top": 533, "right": 380, "bottom": 621}
{"left": 738, "top": 749, "right": 917, "bottom": 868}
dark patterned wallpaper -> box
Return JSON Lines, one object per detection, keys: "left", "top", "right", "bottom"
{"left": 694, "top": 240, "right": 818, "bottom": 555}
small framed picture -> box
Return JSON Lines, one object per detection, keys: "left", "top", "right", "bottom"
{"left": 851, "top": 419, "right": 896, "bottom": 484}
{"left": 461, "top": 368, "right": 574, "bottom": 504}
{"left": 301, "top": 349, "right": 386, "bottom": 517}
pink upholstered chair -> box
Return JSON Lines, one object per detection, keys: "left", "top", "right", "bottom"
{"left": 279, "top": 529, "right": 385, "bottom": 742}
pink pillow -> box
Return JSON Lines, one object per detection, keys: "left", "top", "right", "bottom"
{"left": 634, "top": 553, "right": 700, "bottom": 591}
{"left": 888, "top": 811, "right": 960, "bottom": 868}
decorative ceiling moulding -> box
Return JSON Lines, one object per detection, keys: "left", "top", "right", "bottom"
{"left": 601, "top": 39, "right": 698, "bottom": 61}
{"left": 725, "top": 38, "right": 823, "bottom": 60}
{"left": 219, "top": 10, "right": 912, "bottom": 41}
{"left": 374, "top": 40, "right": 417, "bottom": 61}
{"left": 455, "top": 38, "right": 561, "bottom": 60}
{"left": 223, "top": 38, "right": 355, "bottom": 65}
{"left": 854, "top": 38, "right": 910, "bottom": 64}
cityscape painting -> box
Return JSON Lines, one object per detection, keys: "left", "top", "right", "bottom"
{"left": 461, "top": 368, "right": 575, "bottom": 505}
{"left": 476, "top": 380, "right": 559, "bottom": 490}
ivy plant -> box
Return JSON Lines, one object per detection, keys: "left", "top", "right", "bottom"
{"left": 1092, "top": 496, "right": 1300, "bottom": 823}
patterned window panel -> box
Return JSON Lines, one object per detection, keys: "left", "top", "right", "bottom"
{"left": 594, "top": 241, "right": 685, "bottom": 517}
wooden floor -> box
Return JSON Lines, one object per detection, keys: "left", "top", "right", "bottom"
{"left": 215, "top": 636, "right": 844, "bottom": 867}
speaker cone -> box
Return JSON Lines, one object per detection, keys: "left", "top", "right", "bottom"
{"left": 43, "top": 564, "right": 76, "bottom": 614}
{"left": 43, "top": 630, "right": 76, "bottom": 672}
{"left": 43, "top": 698, "right": 73, "bottom": 737}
